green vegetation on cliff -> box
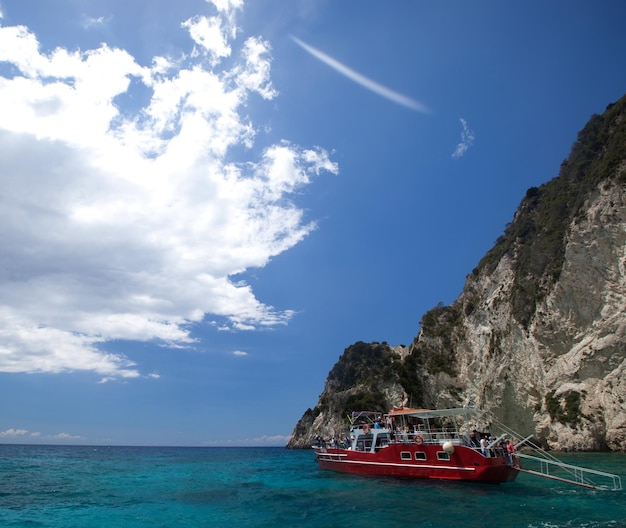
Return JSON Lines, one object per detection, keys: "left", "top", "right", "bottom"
{"left": 301, "top": 341, "right": 433, "bottom": 420}
{"left": 327, "top": 341, "right": 399, "bottom": 391}
{"left": 323, "top": 342, "right": 401, "bottom": 417}
{"left": 476, "top": 96, "right": 626, "bottom": 327}
{"left": 545, "top": 389, "right": 589, "bottom": 427}
{"left": 411, "top": 303, "right": 462, "bottom": 379}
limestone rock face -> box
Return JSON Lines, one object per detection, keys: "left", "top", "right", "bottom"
{"left": 288, "top": 95, "right": 626, "bottom": 451}
{"left": 452, "top": 179, "right": 626, "bottom": 451}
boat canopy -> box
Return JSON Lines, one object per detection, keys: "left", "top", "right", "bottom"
{"left": 387, "top": 407, "right": 480, "bottom": 419}
{"left": 349, "top": 411, "right": 383, "bottom": 423}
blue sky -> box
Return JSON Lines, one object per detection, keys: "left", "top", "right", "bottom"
{"left": 1, "top": 0, "right": 625, "bottom": 446}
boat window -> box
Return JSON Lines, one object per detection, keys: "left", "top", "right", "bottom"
{"left": 400, "top": 451, "right": 412, "bottom": 461}
{"left": 414, "top": 451, "right": 426, "bottom": 461}
{"left": 356, "top": 435, "right": 373, "bottom": 452}
{"left": 437, "top": 452, "right": 450, "bottom": 461}
{"left": 375, "top": 433, "right": 390, "bottom": 450}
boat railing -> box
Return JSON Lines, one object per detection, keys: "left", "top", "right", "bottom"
{"left": 364, "top": 428, "right": 510, "bottom": 459}
{"left": 516, "top": 452, "right": 622, "bottom": 491}
{"left": 489, "top": 416, "right": 623, "bottom": 491}
{"left": 392, "top": 430, "right": 468, "bottom": 446}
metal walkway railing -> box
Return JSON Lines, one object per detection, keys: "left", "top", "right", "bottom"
{"left": 487, "top": 423, "right": 623, "bottom": 491}
{"left": 516, "top": 452, "right": 622, "bottom": 491}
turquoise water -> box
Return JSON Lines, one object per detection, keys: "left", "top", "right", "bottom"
{"left": 1, "top": 445, "right": 624, "bottom": 527}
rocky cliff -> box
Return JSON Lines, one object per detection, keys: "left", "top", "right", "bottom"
{"left": 288, "top": 94, "right": 626, "bottom": 451}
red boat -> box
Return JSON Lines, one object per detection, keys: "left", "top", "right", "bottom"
{"left": 313, "top": 406, "right": 623, "bottom": 490}
{"left": 314, "top": 407, "right": 520, "bottom": 484}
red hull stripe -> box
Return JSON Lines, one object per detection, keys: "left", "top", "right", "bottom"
{"left": 318, "top": 458, "right": 476, "bottom": 472}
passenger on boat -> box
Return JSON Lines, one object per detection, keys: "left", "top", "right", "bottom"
{"left": 506, "top": 440, "right": 516, "bottom": 466}
{"left": 396, "top": 426, "right": 407, "bottom": 442}
{"left": 498, "top": 438, "right": 508, "bottom": 458}
{"left": 469, "top": 429, "right": 481, "bottom": 448}
{"left": 480, "top": 437, "right": 489, "bottom": 457}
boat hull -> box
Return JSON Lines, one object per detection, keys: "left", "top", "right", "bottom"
{"left": 315, "top": 444, "right": 519, "bottom": 483}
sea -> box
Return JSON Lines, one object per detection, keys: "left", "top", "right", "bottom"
{"left": 0, "top": 445, "right": 624, "bottom": 528}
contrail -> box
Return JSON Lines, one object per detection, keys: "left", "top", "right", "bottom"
{"left": 291, "top": 36, "right": 430, "bottom": 114}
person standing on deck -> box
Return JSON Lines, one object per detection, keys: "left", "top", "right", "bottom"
{"left": 506, "top": 440, "right": 516, "bottom": 466}
{"left": 480, "top": 436, "right": 489, "bottom": 457}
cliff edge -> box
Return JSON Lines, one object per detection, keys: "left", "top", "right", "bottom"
{"left": 288, "top": 94, "right": 626, "bottom": 451}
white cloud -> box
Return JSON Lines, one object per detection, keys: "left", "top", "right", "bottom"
{"left": 0, "top": 428, "right": 29, "bottom": 437}
{"left": 237, "top": 37, "right": 278, "bottom": 99}
{"left": 0, "top": 4, "right": 338, "bottom": 379}
{"left": 452, "top": 117, "right": 475, "bottom": 158}
{"left": 232, "top": 350, "right": 248, "bottom": 356}
{"left": 249, "top": 434, "right": 290, "bottom": 446}
{"left": 291, "top": 36, "right": 430, "bottom": 113}
{"left": 209, "top": 0, "right": 244, "bottom": 13}
{"left": 0, "top": 428, "right": 84, "bottom": 442}
{"left": 183, "top": 15, "right": 232, "bottom": 64}
{"left": 51, "top": 432, "right": 84, "bottom": 440}
{"left": 81, "top": 15, "right": 111, "bottom": 29}
{"left": 202, "top": 433, "right": 290, "bottom": 446}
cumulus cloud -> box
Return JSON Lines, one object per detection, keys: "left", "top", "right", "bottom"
{"left": 0, "top": 428, "right": 83, "bottom": 442}
{"left": 291, "top": 36, "right": 430, "bottom": 113}
{"left": 0, "top": 428, "right": 30, "bottom": 437}
{"left": 0, "top": 4, "right": 337, "bottom": 379}
{"left": 452, "top": 117, "right": 475, "bottom": 158}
